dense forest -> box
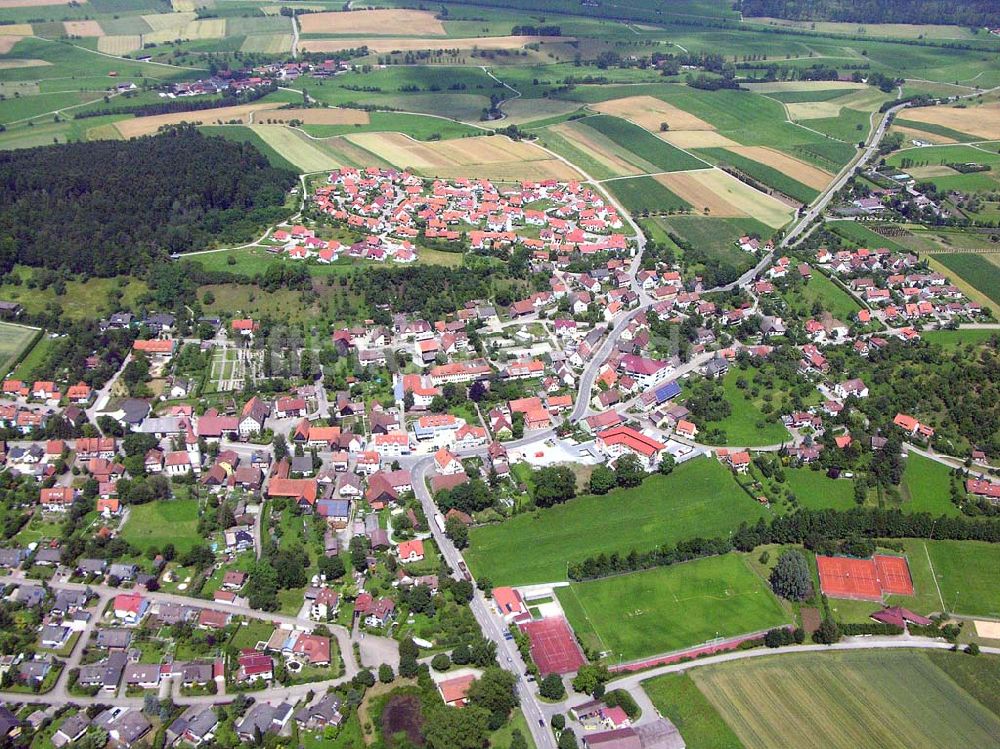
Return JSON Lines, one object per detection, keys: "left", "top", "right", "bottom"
{"left": 0, "top": 127, "right": 296, "bottom": 277}
{"left": 741, "top": 0, "right": 999, "bottom": 28}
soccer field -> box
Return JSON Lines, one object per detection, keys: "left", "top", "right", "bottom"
{"left": 465, "top": 457, "right": 770, "bottom": 586}
{"left": 0, "top": 320, "right": 38, "bottom": 377}
{"left": 686, "top": 651, "right": 1000, "bottom": 749}
{"left": 557, "top": 553, "right": 788, "bottom": 659}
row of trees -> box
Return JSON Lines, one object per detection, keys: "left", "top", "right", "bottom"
{"left": 568, "top": 507, "right": 1000, "bottom": 581}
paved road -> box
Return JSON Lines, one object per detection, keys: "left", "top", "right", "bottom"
{"left": 411, "top": 457, "right": 556, "bottom": 749}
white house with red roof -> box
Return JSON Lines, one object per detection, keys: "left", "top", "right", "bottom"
{"left": 595, "top": 426, "right": 666, "bottom": 470}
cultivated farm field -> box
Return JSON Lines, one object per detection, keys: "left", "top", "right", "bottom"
{"left": 465, "top": 456, "right": 769, "bottom": 586}
{"left": 897, "top": 101, "right": 1000, "bottom": 142}
{"left": 688, "top": 651, "right": 1000, "bottom": 749}
{"left": 113, "top": 102, "right": 285, "bottom": 137}
{"left": 298, "top": 9, "right": 446, "bottom": 36}
{"left": 654, "top": 169, "right": 793, "bottom": 227}
{"left": 931, "top": 252, "right": 1000, "bottom": 305}
{"left": 558, "top": 553, "right": 788, "bottom": 659}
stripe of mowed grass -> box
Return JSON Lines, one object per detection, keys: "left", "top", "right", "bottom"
{"left": 577, "top": 114, "right": 711, "bottom": 172}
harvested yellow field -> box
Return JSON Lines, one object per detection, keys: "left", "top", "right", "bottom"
{"left": 890, "top": 124, "right": 956, "bottom": 145}
{"left": 593, "top": 95, "right": 713, "bottom": 132}
{"left": 115, "top": 102, "right": 282, "bottom": 138}
{"left": 661, "top": 130, "right": 740, "bottom": 149}
{"left": 742, "top": 80, "right": 867, "bottom": 94}
{"left": 655, "top": 169, "right": 792, "bottom": 227}
{"left": 550, "top": 121, "right": 643, "bottom": 177}
{"left": 299, "top": 9, "right": 445, "bottom": 35}
{"left": 98, "top": 35, "right": 142, "bottom": 55}
{"left": 0, "top": 0, "right": 70, "bottom": 6}
{"left": 301, "top": 35, "right": 566, "bottom": 54}
{"left": 170, "top": 0, "right": 196, "bottom": 10}
{"left": 64, "top": 20, "right": 103, "bottom": 36}
{"left": 346, "top": 132, "right": 582, "bottom": 181}
{"left": 901, "top": 102, "right": 1000, "bottom": 141}
{"left": 141, "top": 11, "right": 197, "bottom": 31}
{"left": 726, "top": 146, "right": 832, "bottom": 190}
{"left": 257, "top": 108, "right": 369, "bottom": 125}
{"left": 143, "top": 18, "right": 225, "bottom": 44}
{"left": 0, "top": 58, "right": 50, "bottom": 69}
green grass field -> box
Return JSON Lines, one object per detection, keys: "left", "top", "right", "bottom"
{"left": 923, "top": 540, "right": 1000, "bottom": 618}
{"left": 691, "top": 367, "right": 794, "bottom": 447}
{"left": 121, "top": 499, "right": 201, "bottom": 555}
{"left": 925, "top": 652, "right": 1000, "bottom": 718}
{"left": 784, "top": 467, "right": 856, "bottom": 511}
{"left": 657, "top": 215, "right": 770, "bottom": 274}
{"left": 465, "top": 457, "right": 769, "bottom": 586}
{"left": 900, "top": 453, "right": 961, "bottom": 516}
{"left": 557, "top": 553, "right": 789, "bottom": 659}
{"left": 643, "top": 672, "right": 744, "bottom": 749}
{"left": 782, "top": 269, "right": 861, "bottom": 321}
{"left": 922, "top": 328, "right": 1000, "bottom": 349}
{"left": 0, "top": 321, "right": 39, "bottom": 378}
{"left": 931, "top": 253, "right": 1000, "bottom": 305}
{"left": 300, "top": 112, "right": 480, "bottom": 141}
{"left": 697, "top": 147, "right": 819, "bottom": 204}
{"left": 578, "top": 114, "right": 710, "bottom": 172}
{"left": 894, "top": 118, "right": 978, "bottom": 143}
{"left": 604, "top": 175, "right": 691, "bottom": 214}
{"left": 827, "top": 220, "right": 913, "bottom": 253}
{"left": 688, "top": 651, "right": 1000, "bottom": 749}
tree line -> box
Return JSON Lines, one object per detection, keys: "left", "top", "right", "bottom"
{"left": 568, "top": 507, "right": 1000, "bottom": 580}
{"left": 73, "top": 83, "right": 277, "bottom": 121}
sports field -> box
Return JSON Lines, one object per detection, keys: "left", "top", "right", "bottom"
{"left": 922, "top": 540, "right": 1000, "bottom": 618}
{"left": 688, "top": 651, "right": 1000, "bottom": 749}
{"left": 121, "top": 498, "right": 201, "bottom": 554}
{"left": 0, "top": 320, "right": 38, "bottom": 376}
{"left": 465, "top": 456, "right": 769, "bottom": 586}
{"left": 558, "top": 553, "right": 788, "bottom": 659}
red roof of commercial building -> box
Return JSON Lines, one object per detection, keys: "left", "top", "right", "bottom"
{"left": 268, "top": 477, "right": 318, "bottom": 504}
{"left": 596, "top": 426, "right": 665, "bottom": 458}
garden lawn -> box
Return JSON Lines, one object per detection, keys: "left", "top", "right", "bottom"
{"left": 784, "top": 467, "right": 856, "bottom": 511}
{"left": 557, "top": 553, "right": 788, "bottom": 659}
{"left": 782, "top": 270, "right": 860, "bottom": 321}
{"left": 121, "top": 499, "right": 201, "bottom": 555}
{"left": 900, "top": 452, "right": 961, "bottom": 516}
{"left": 642, "top": 672, "right": 743, "bottom": 749}
{"left": 694, "top": 367, "right": 793, "bottom": 447}
{"left": 466, "top": 457, "right": 768, "bottom": 586}
{"left": 689, "top": 651, "right": 1000, "bottom": 749}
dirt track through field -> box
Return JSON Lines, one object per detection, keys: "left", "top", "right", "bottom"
{"left": 725, "top": 145, "right": 832, "bottom": 189}
{"left": 593, "top": 95, "right": 714, "bottom": 132}
{"left": 300, "top": 35, "right": 567, "bottom": 54}
{"left": 298, "top": 9, "right": 446, "bottom": 35}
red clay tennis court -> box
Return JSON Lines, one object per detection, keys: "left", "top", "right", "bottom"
{"left": 520, "top": 617, "right": 586, "bottom": 675}
{"left": 816, "top": 554, "right": 914, "bottom": 601}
